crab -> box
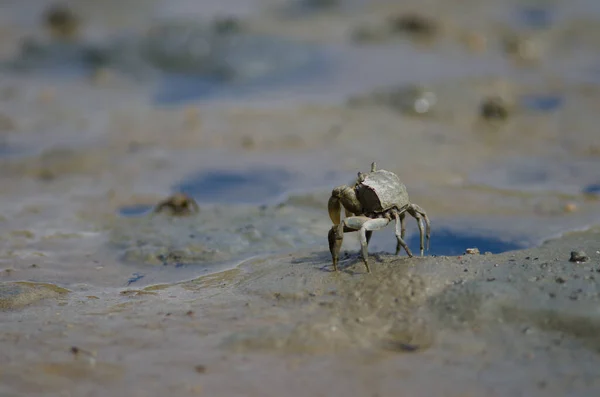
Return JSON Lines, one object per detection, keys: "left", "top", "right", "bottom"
{"left": 153, "top": 193, "right": 199, "bottom": 216}
{"left": 327, "top": 162, "right": 430, "bottom": 272}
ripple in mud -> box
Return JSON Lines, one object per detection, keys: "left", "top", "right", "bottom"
{"left": 428, "top": 278, "right": 600, "bottom": 352}
{"left": 109, "top": 204, "right": 327, "bottom": 285}
{"left": 175, "top": 168, "right": 292, "bottom": 204}
{"left": 0, "top": 282, "right": 69, "bottom": 310}
{"left": 501, "top": 306, "right": 600, "bottom": 352}
{"left": 223, "top": 265, "right": 433, "bottom": 354}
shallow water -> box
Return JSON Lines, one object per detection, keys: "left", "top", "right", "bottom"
{"left": 175, "top": 167, "right": 294, "bottom": 204}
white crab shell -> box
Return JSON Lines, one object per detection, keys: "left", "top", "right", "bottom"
{"left": 356, "top": 169, "right": 410, "bottom": 214}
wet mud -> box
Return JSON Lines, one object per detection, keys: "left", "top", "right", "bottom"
{"left": 1, "top": 0, "right": 600, "bottom": 396}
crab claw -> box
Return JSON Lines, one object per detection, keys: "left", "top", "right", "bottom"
{"left": 328, "top": 193, "right": 341, "bottom": 225}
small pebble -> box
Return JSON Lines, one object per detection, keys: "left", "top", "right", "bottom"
{"left": 569, "top": 250, "right": 589, "bottom": 263}
{"left": 465, "top": 248, "right": 480, "bottom": 255}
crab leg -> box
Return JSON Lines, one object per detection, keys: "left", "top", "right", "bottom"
{"left": 408, "top": 204, "right": 431, "bottom": 253}
{"left": 400, "top": 212, "right": 406, "bottom": 240}
{"left": 327, "top": 217, "right": 356, "bottom": 272}
{"left": 358, "top": 217, "right": 390, "bottom": 273}
{"left": 328, "top": 216, "right": 390, "bottom": 273}
{"left": 394, "top": 212, "right": 413, "bottom": 257}
{"left": 406, "top": 209, "right": 425, "bottom": 256}
{"left": 328, "top": 217, "right": 367, "bottom": 271}
{"left": 328, "top": 227, "right": 340, "bottom": 272}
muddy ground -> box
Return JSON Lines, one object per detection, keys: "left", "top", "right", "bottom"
{"left": 1, "top": 229, "right": 600, "bottom": 396}
{"left": 1, "top": 0, "right": 600, "bottom": 396}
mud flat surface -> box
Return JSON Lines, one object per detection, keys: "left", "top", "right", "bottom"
{"left": 1, "top": 0, "right": 600, "bottom": 396}
{"left": 1, "top": 229, "right": 600, "bottom": 396}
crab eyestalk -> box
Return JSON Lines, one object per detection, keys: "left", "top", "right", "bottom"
{"left": 357, "top": 172, "right": 366, "bottom": 183}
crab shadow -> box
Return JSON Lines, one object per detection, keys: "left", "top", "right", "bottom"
{"left": 290, "top": 249, "right": 401, "bottom": 275}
